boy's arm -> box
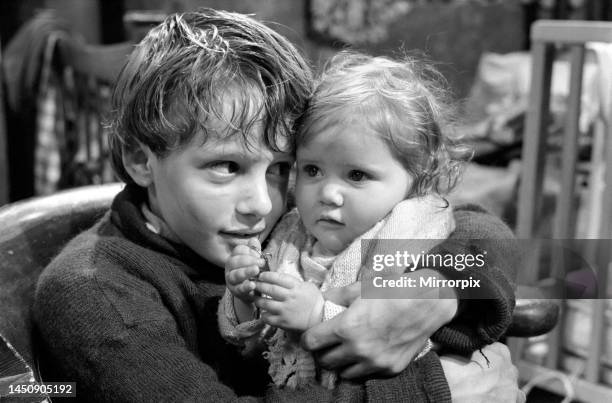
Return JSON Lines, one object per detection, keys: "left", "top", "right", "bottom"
{"left": 426, "top": 204, "right": 517, "bottom": 354}
{"left": 34, "top": 263, "right": 449, "bottom": 402}
{"left": 302, "top": 204, "right": 517, "bottom": 378}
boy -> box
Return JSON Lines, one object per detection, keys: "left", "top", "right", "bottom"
{"left": 34, "top": 8, "right": 520, "bottom": 402}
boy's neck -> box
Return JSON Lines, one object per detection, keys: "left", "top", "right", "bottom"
{"left": 141, "top": 202, "right": 182, "bottom": 244}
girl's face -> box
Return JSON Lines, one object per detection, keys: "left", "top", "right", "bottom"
{"left": 296, "top": 121, "right": 413, "bottom": 254}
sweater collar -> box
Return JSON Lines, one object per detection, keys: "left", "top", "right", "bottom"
{"left": 110, "top": 184, "right": 225, "bottom": 284}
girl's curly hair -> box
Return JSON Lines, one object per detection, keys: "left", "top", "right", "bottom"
{"left": 296, "top": 51, "right": 471, "bottom": 197}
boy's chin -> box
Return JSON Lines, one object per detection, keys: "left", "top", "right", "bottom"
{"left": 191, "top": 245, "right": 229, "bottom": 268}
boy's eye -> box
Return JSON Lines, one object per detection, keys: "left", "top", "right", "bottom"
{"left": 268, "top": 162, "right": 292, "bottom": 178}
{"left": 348, "top": 170, "right": 368, "bottom": 182}
{"left": 208, "top": 161, "right": 239, "bottom": 174}
{"left": 302, "top": 164, "right": 321, "bottom": 178}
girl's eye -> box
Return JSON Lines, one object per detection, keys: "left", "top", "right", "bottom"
{"left": 208, "top": 161, "right": 239, "bottom": 174}
{"left": 303, "top": 164, "right": 321, "bottom": 177}
{"left": 348, "top": 170, "right": 368, "bottom": 182}
{"left": 268, "top": 162, "right": 292, "bottom": 178}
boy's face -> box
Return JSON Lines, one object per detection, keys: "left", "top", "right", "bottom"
{"left": 295, "top": 121, "right": 412, "bottom": 254}
{"left": 145, "top": 119, "right": 294, "bottom": 268}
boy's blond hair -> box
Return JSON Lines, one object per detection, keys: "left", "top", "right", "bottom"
{"left": 109, "top": 8, "right": 312, "bottom": 184}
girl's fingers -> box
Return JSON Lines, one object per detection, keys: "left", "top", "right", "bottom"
{"left": 236, "top": 280, "right": 256, "bottom": 295}
{"left": 226, "top": 254, "right": 265, "bottom": 272}
{"left": 253, "top": 282, "right": 289, "bottom": 301}
{"left": 247, "top": 238, "right": 263, "bottom": 254}
{"left": 232, "top": 243, "right": 262, "bottom": 258}
{"left": 226, "top": 266, "right": 259, "bottom": 284}
{"left": 257, "top": 271, "right": 301, "bottom": 288}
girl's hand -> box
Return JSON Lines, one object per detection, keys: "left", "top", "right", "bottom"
{"left": 225, "top": 240, "right": 266, "bottom": 303}
{"left": 254, "top": 272, "right": 324, "bottom": 332}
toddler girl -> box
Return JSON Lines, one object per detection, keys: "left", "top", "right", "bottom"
{"left": 218, "top": 52, "right": 467, "bottom": 388}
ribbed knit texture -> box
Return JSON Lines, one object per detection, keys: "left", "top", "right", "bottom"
{"left": 428, "top": 204, "right": 518, "bottom": 354}
{"left": 33, "top": 184, "right": 453, "bottom": 402}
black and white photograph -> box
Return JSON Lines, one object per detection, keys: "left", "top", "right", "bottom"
{"left": 1, "top": 1, "right": 611, "bottom": 402}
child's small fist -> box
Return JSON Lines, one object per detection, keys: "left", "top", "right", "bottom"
{"left": 254, "top": 272, "right": 324, "bottom": 332}
{"left": 225, "top": 242, "right": 266, "bottom": 303}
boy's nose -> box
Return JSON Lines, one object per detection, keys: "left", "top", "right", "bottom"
{"left": 237, "top": 176, "right": 273, "bottom": 218}
{"left": 319, "top": 182, "right": 343, "bottom": 206}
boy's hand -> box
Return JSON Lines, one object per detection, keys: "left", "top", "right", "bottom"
{"left": 442, "top": 343, "right": 524, "bottom": 403}
{"left": 225, "top": 240, "right": 266, "bottom": 303}
{"left": 301, "top": 269, "right": 457, "bottom": 378}
{"left": 254, "top": 272, "right": 324, "bottom": 332}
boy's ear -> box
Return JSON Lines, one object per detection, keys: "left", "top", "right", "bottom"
{"left": 122, "top": 142, "right": 155, "bottom": 187}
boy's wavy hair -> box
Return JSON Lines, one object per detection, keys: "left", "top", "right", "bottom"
{"left": 109, "top": 8, "right": 312, "bottom": 184}
{"left": 296, "top": 51, "right": 471, "bottom": 197}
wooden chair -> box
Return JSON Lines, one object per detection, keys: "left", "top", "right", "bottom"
{"left": 0, "top": 183, "right": 123, "bottom": 369}
{"left": 46, "top": 37, "right": 134, "bottom": 191}
{"left": 512, "top": 19, "right": 612, "bottom": 401}
{"left": 0, "top": 183, "right": 121, "bottom": 398}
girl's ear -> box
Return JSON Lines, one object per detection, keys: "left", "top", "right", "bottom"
{"left": 122, "top": 142, "right": 155, "bottom": 187}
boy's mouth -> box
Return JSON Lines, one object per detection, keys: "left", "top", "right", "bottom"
{"left": 220, "top": 229, "right": 264, "bottom": 239}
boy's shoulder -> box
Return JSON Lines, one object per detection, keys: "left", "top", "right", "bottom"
{"left": 38, "top": 211, "right": 130, "bottom": 281}
{"left": 452, "top": 203, "right": 514, "bottom": 239}
{"left": 34, "top": 213, "right": 180, "bottom": 334}
{"left": 39, "top": 211, "right": 114, "bottom": 275}
{"left": 35, "top": 212, "right": 165, "bottom": 321}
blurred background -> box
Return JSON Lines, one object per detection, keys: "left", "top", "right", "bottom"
{"left": 1, "top": 1, "right": 612, "bottom": 402}
{"left": 2, "top": 0, "right": 606, "bottom": 203}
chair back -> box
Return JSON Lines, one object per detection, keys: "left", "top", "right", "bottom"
{"left": 0, "top": 183, "right": 122, "bottom": 368}
{"left": 514, "top": 20, "right": 612, "bottom": 401}
{"left": 46, "top": 38, "right": 134, "bottom": 190}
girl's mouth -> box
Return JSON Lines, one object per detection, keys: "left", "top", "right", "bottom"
{"left": 317, "top": 217, "right": 344, "bottom": 227}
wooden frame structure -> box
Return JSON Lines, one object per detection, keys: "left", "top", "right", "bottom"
{"left": 513, "top": 19, "right": 612, "bottom": 402}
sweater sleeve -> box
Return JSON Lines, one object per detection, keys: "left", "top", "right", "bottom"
{"left": 426, "top": 204, "right": 517, "bottom": 354}
{"left": 217, "top": 288, "right": 268, "bottom": 356}
{"left": 34, "top": 253, "right": 450, "bottom": 403}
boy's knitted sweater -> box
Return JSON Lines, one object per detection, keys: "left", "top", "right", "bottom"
{"left": 33, "top": 185, "right": 450, "bottom": 402}
{"left": 33, "top": 185, "right": 516, "bottom": 401}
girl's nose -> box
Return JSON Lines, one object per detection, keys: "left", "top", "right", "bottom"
{"left": 319, "top": 182, "right": 343, "bottom": 207}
